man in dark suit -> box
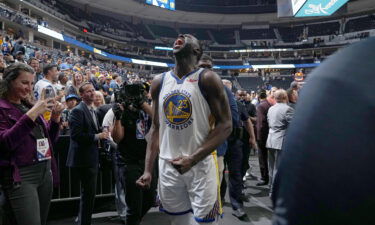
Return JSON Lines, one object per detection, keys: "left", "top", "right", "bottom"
{"left": 67, "top": 82, "right": 109, "bottom": 225}
{"left": 255, "top": 90, "right": 272, "bottom": 186}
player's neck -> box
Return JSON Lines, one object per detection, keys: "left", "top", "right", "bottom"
{"left": 174, "top": 56, "right": 196, "bottom": 79}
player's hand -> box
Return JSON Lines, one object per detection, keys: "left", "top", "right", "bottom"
{"left": 136, "top": 172, "right": 152, "bottom": 189}
{"left": 170, "top": 156, "right": 195, "bottom": 174}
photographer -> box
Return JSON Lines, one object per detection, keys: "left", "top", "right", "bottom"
{"left": 111, "top": 82, "right": 156, "bottom": 225}
{"left": 0, "top": 63, "right": 63, "bottom": 225}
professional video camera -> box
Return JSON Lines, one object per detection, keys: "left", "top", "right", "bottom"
{"left": 114, "top": 82, "right": 149, "bottom": 127}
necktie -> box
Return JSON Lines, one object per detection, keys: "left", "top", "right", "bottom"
{"left": 90, "top": 108, "right": 99, "bottom": 130}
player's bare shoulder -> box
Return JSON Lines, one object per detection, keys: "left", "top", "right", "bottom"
{"left": 150, "top": 73, "right": 165, "bottom": 98}
{"left": 199, "top": 69, "right": 224, "bottom": 92}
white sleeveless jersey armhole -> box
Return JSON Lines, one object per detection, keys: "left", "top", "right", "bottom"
{"left": 158, "top": 68, "right": 211, "bottom": 160}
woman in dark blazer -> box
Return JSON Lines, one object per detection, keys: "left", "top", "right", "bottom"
{"left": 0, "top": 63, "right": 63, "bottom": 225}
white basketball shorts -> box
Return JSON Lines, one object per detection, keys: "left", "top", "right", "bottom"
{"left": 158, "top": 154, "right": 221, "bottom": 223}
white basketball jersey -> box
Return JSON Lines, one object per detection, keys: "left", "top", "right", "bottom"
{"left": 158, "top": 68, "right": 211, "bottom": 160}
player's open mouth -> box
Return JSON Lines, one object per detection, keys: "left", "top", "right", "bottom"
{"left": 174, "top": 38, "right": 185, "bottom": 49}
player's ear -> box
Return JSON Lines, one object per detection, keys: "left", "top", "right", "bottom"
{"left": 194, "top": 47, "right": 202, "bottom": 61}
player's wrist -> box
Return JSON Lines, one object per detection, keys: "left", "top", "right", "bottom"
{"left": 143, "top": 170, "right": 152, "bottom": 177}
{"left": 188, "top": 155, "right": 198, "bottom": 167}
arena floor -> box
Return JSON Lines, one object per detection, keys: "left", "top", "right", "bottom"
{"left": 48, "top": 156, "right": 273, "bottom": 225}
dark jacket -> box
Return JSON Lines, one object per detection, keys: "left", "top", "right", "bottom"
{"left": 96, "top": 104, "right": 113, "bottom": 126}
{"left": 256, "top": 99, "right": 272, "bottom": 142}
{"left": 217, "top": 86, "right": 238, "bottom": 157}
{"left": 0, "top": 99, "right": 60, "bottom": 185}
{"left": 66, "top": 102, "right": 100, "bottom": 168}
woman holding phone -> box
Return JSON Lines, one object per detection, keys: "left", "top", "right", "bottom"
{"left": 0, "top": 63, "right": 63, "bottom": 225}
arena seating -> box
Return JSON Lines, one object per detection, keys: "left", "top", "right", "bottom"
{"left": 90, "top": 13, "right": 133, "bottom": 33}
{"left": 179, "top": 27, "right": 211, "bottom": 40}
{"left": 53, "top": 0, "right": 85, "bottom": 22}
{"left": 345, "top": 15, "right": 375, "bottom": 33}
{"left": 148, "top": 24, "right": 178, "bottom": 38}
{"left": 237, "top": 77, "right": 265, "bottom": 91}
{"left": 172, "top": 0, "right": 277, "bottom": 14}
{"left": 308, "top": 22, "right": 340, "bottom": 37}
{"left": 210, "top": 28, "right": 237, "bottom": 45}
{"left": 214, "top": 60, "right": 243, "bottom": 66}
{"left": 268, "top": 77, "right": 294, "bottom": 89}
{"left": 237, "top": 76, "right": 294, "bottom": 91}
{"left": 134, "top": 23, "right": 155, "bottom": 40}
{"left": 277, "top": 26, "right": 305, "bottom": 42}
{"left": 281, "top": 59, "right": 314, "bottom": 64}
{"left": 240, "top": 28, "right": 276, "bottom": 40}
{"left": 248, "top": 60, "right": 276, "bottom": 65}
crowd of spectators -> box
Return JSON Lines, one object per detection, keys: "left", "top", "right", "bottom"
{"left": 0, "top": 4, "right": 38, "bottom": 29}
{"left": 0, "top": 32, "right": 151, "bottom": 95}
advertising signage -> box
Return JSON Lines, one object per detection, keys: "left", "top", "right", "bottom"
{"left": 292, "top": 0, "right": 307, "bottom": 15}
{"left": 295, "top": 0, "right": 349, "bottom": 17}
{"left": 146, "top": 0, "right": 175, "bottom": 11}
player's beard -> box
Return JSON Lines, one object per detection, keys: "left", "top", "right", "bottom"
{"left": 174, "top": 43, "right": 195, "bottom": 60}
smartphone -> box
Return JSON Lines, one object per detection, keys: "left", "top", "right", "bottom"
{"left": 45, "top": 88, "right": 51, "bottom": 97}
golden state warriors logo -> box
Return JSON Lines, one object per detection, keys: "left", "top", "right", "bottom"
{"left": 163, "top": 90, "right": 193, "bottom": 130}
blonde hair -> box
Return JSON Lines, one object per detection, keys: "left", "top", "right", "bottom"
{"left": 73, "top": 72, "right": 83, "bottom": 87}
{"left": 94, "top": 91, "right": 105, "bottom": 107}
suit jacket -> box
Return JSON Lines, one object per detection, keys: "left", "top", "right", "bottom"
{"left": 96, "top": 104, "right": 113, "bottom": 126}
{"left": 66, "top": 102, "right": 100, "bottom": 168}
{"left": 266, "top": 103, "right": 294, "bottom": 150}
{"left": 256, "top": 100, "right": 272, "bottom": 142}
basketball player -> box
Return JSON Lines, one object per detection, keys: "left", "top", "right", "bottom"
{"left": 136, "top": 34, "right": 232, "bottom": 225}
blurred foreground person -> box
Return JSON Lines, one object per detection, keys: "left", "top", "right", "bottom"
{"left": 272, "top": 38, "right": 375, "bottom": 225}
